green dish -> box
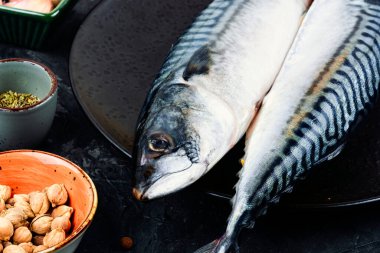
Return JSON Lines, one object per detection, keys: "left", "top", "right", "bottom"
{"left": 0, "top": 0, "right": 73, "bottom": 49}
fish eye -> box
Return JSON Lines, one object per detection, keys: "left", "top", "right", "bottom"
{"left": 147, "top": 134, "right": 173, "bottom": 153}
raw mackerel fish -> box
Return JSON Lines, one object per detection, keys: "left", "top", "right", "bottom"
{"left": 195, "top": 0, "right": 380, "bottom": 252}
{"left": 133, "top": 0, "right": 310, "bottom": 200}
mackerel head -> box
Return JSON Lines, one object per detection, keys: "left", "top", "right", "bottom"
{"left": 133, "top": 0, "right": 311, "bottom": 200}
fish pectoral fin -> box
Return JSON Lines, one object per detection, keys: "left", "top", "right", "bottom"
{"left": 183, "top": 45, "right": 212, "bottom": 81}
{"left": 314, "top": 142, "right": 346, "bottom": 166}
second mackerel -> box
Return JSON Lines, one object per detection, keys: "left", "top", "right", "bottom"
{"left": 195, "top": 0, "right": 380, "bottom": 252}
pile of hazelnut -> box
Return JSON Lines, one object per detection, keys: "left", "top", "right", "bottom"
{"left": 0, "top": 184, "right": 74, "bottom": 253}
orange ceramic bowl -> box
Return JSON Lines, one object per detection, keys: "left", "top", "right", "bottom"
{"left": 0, "top": 150, "right": 98, "bottom": 253}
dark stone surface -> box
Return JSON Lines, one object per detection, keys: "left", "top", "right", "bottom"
{"left": 1, "top": 1, "right": 380, "bottom": 253}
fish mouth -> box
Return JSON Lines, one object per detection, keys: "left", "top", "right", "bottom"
{"left": 133, "top": 161, "right": 207, "bottom": 201}
{"left": 132, "top": 187, "right": 146, "bottom": 201}
{"left": 132, "top": 174, "right": 187, "bottom": 201}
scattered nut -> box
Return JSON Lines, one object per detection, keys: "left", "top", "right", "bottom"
{"left": 6, "top": 198, "right": 15, "bottom": 206}
{"left": 0, "top": 198, "right": 6, "bottom": 212}
{"left": 32, "top": 245, "right": 47, "bottom": 253}
{"left": 51, "top": 216, "right": 71, "bottom": 233}
{"left": 0, "top": 217, "right": 14, "bottom": 241}
{"left": 0, "top": 185, "right": 12, "bottom": 202}
{"left": 46, "top": 184, "right": 68, "bottom": 207}
{"left": 13, "top": 227, "right": 32, "bottom": 244}
{"left": 18, "top": 242, "right": 34, "bottom": 253}
{"left": 3, "top": 241, "right": 12, "bottom": 248}
{"left": 120, "top": 236, "right": 134, "bottom": 250}
{"left": 14, "top": 202, "right": 34, "bottom": 219}
{"left": 13, "top": 195, "right": 29, "bottom": 204}
{"left": 31, "top": 236, "right": 44, "bottom": 246}
{"left": 30, "top": 215, "right": 52, "bottom": 235}
{"left": 29, "top": 192, "right": 49, "bottom": 216}
{"left": 2, "top": 208, "right": 28, "bottom": 228}
{"left": 51, "top": 205, "right": 73, "bottom": 219}
{"left": 3, "top": 244, "right": 26, "bottom": 253}
{"left": 43, "top": 229, "right": 65, "bottom": 248}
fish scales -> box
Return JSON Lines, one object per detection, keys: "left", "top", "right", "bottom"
{"left": 198, "top": 1, "right": 380, "bottom": 252}
{"left": 137, "top": 0, "right": 240, "bottom": 133}
{"left": 138, "top": 0, "right": 308, "bottom": 132}
{"left": 134, "top": 0, "right": 309, "bottom": 200}
{"left": 147, "top": 0, "right": 241, "bottom": 92}
{"left": 249, "top": 0, "right": 380, "bottom": 212}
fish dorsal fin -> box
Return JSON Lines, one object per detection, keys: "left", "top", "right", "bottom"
{"left": 183, "top": 45, "right": 212, "bottom": 81}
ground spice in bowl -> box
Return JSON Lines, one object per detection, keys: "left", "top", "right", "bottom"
{"left": 0, "top": 90, "right": 40, "bottom": 109}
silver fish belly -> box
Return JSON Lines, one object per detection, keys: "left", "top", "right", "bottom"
{"left": 133, "top": 0, "right": 309, "bottom": 200}
{"left": 196, "top": 0, "right": 380, "bottom": 252}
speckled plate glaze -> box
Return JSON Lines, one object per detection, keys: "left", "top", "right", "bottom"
{"left": 69, "top": 0, "right": 212, "bottom": 156}
{"left": 70, "top": 0, "right": 380, "bottom": 208}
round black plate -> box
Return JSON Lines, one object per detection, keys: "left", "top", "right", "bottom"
{"left": 70, "top": 0, "right": 380, "bottom": 208}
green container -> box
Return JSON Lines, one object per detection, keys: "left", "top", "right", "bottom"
{"left": 0, "top": 0, "right": 73, "bottom": 49}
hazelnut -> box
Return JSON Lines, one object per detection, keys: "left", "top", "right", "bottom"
{"left": 13, "top": 227, "right": 32, "bottom": 244}
{"left": 31, "top": 236, "right": 44, "bottom": 246}
{"left": 0, "top": 217, "right": 14, "bottom": 241}
{"left": 0, "top": 185, "right": 12, "bottom": 201}
{"left": 6, "top": 198, "right": 15, "bottom": 206}
{"left": 0, "top": 185, "right": 11, "bottom": 202}
{"left": 28, "top": 192, "right": 49, "bottom": 216}
{"left": 3, "top": 245, "right": 26, "bottom": 253}
{"left": 13, "top": 195, "right": 29, "bottom": 203}
{"left": 120, "top": 236, "right": 134, "bottom": 250}
{"left": 0, "top": 198, "right": 6, "bottom": 212}
{"left": 30, "top": 215, "right": 52, "bottom": 235}
{"left": 43, "top": 228, "right": 65, "bottom": 248}
{"left": 14, "top": 202, "right": 34, "bottom": 219}
{"left": 46, "top": 184, "right": 68, "bottom": 207}
{"left": 32, "top": 245, "right": 47, "bottom": 253}
{"left": 3, "top": 241, "right": 12, "bottom": 248}
{"left": 2, "top": 208, "right": 28, "bottom": 228}
{"left": 51, "top": 205, "right": 73, "bottom": 219}
{"left": 18, "top": 243, "right": 34, "bottom": 253}
{"left": 51, "top": 216, "right": 71, "bottom": 232}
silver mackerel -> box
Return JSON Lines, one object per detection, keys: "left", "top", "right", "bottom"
{"left": 133, "top": 0, "right": 310, "bottom": 200}
{"left": 196, "top": 0, "right": 380, "bottom": 252}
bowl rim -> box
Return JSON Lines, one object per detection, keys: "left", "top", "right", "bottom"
{"left": 0, "top": 149, "right": 98, "bottom": 252}
{"left": 0, "top": 58, "right": 58, "bottom": 112}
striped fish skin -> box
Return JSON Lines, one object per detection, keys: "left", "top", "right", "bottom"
{"left": 133, "top": 0, "right": 310, "bottom": 200}
{"left": 195, "top": 0, "right": 380, "bottom": 252}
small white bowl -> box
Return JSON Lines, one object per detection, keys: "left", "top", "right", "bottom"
{"left": 0, "top": 58, "right": 58, "bottom": 151}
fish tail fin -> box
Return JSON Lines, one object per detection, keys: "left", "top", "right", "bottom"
{"left": 193, "top": 239, "right": 219, "bottom": 253}
{"left": 194, "top": 234, "right": 239, "bottom": 253}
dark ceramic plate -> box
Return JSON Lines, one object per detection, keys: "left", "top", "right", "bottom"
{"left": 69, "top": 0, "right": 380, "bottom": 208}
{"left": 70, "top": 0, "right": 213, "bottom": 156}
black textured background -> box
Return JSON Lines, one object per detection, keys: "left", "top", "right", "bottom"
{"left": 1, "top": 1, "right": 380, "bottom": 252}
